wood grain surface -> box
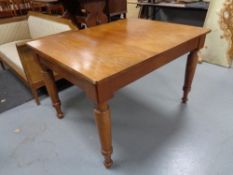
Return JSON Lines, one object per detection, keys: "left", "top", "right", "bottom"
{"left": 28, "top": 19, "right": 209, "bottom": 83}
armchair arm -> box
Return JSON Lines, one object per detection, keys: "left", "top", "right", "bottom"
{"left": 16, "top": 40, "right": 59, "bottom": 88}
{"left": 16, "top": 41, "right": 42, "bottom": 86}
{"left": 0, "top": 16, "right": 31, "bottom": 45}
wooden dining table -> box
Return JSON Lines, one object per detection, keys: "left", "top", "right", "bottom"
{"left": 27, "top": 19, "right": 210, "bottom": 168}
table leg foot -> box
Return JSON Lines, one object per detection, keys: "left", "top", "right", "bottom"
{"left": 182, "top": 90, "right": 190, "bottom": 104}
{"left": 102, "top": 150, "right": 113, "bottom": 168}
{"left": 53, "top": 102, "right": 64, "bottom": 119}
{"left": 94, "top": 103, "right": 113, "bottom": 168}
{"left": 182, "top": 50, "right": 199, "bottom": 103}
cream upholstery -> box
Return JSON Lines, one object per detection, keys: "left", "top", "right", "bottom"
{"left": 28, "top": 16, "right": 72, "bottom": 39}
{"left": 0, "top": 20, "right": 30, "bottom": 45}
{"left": 199, "top": 0, "right": 233, "bottom": 68}
{"left": 0, "top": 39, "right": 31, "bottom": 69}
{"left": 0, "top": 13, "right": 76, "bottom": 104}
{"left": 0, "top": 14, "right": 73, "bottom": 72}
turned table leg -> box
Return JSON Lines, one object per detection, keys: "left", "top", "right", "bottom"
{"left": 94, "top": 103, "right": 113, "bottom": 168}
{"left": 31, "top": 88, "right": 40, "bottom": 106}
{"left": 182, "top": 50, "right": 199, "bottom": 103}
{"left": 41, "top": 66, "right": 64, "bottom": 119}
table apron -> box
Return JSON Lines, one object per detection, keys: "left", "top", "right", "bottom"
{"left": 36, "top": 35, "right": 205, "bottom": 104}
{"left": 95, "top": 36, "right": 204, "bottom": 103}
{"left": 38, "top": 57, "right": 99, "bottom": 102}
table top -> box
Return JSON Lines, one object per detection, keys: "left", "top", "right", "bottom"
{"left": 27, "top": 19, "right": 209, "bottom": 83}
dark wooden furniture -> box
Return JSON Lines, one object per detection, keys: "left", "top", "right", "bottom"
{"left": 31, "top": 0, "right": 64, "bottom": 15}
{"left": 76, "top": 0, "right": 108, "bottom": 27}
{"left": 61, "top": 0, "right": 126, "bottom": 27}
{"left": 106, "top": 0, "right": 127, "bottom": 20}
{"left": 28, "top": 19, "right": 210, "bottom": 168}
{"left": 0, "top": 12, "right": 76, "bottom": 104}
{"left": 12, "top": 0, "right": 31, "bottom": 15}
{"left": 0, "top": 0, "right": 15, "bottom": 18}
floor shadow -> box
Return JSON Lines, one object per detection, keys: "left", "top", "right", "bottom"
{"left": 110, "top": 91, "right": 188, "bottom": 169}
{"left": 60, "top": 87, "right": 189, "bottom": 169}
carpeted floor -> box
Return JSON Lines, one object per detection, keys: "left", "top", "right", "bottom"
{"left": 0, "top": 69, "right": 33, "bottom": 113}
{"left": 0, "top": 67, "right": 73, "bottom": 113}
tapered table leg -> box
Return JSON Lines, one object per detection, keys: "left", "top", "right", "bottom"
{"left": 182, "top": 50, "right": 199, "bottom": 103}
{"left": 41, "top": 66, "right": 64, "bottom": 119}
{"left": 94, "top": 103, "right": 113, "bottom": 168}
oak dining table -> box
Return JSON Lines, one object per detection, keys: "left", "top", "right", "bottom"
{"left": 27, "top": 19, "right": 210, "bottom": 168}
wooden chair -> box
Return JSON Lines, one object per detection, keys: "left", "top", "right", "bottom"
{"left": 12, "top": 0, "right": 26, "bottom": 15}
{"left": 29, "top": 0, "right": 64, "bottom": 15}
{"left": 11, "top": 0, "right": 34, "bottom": 16}
{"left": 23, "top": 0, "right": 31, "bottom": 10}
{"left": 0, "top": 0, "right": 15, "bottom": 18}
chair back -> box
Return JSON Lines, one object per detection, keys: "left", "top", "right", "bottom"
{"left": 27, "top": 11, "right": 77, "bottom": 39}
{"left": 0, "top": 0, "right": 15, "bottom": 17}
{"left": 12, "top": 0, "right": 31, "bottom": 15}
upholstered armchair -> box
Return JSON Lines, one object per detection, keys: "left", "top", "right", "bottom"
{"left": 0, "top": 12, "right": 77, "bottom": 104}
